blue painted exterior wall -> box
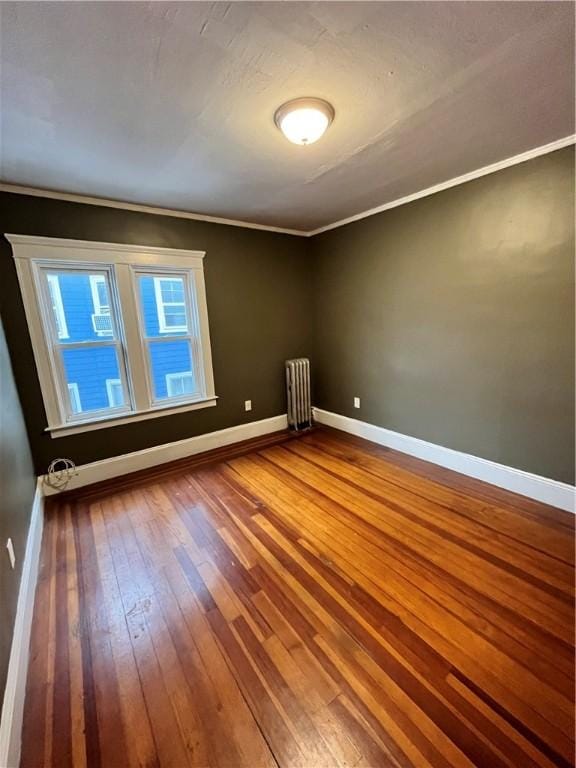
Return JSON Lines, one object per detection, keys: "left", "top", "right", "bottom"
{"left": 54, "top": 273, "right": 194, "bottom": 414}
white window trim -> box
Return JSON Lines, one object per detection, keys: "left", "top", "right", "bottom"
{"left": 154, "top": 276, "right": 187, "bottom": 334}
{"left": 46, "top": 274, "right": 69, "bottom": 339}
{"left": 7, "top": 234, "right": 217, "bottom": 437}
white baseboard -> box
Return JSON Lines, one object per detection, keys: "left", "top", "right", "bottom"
{"left": 41, "top": 414, "right": 289, "bottom": 495}
{"left": 313, "top": 408, "right": 575, "bottom": 514}
{"left": 0, "top": 480, "right": 44, "bottom": 768}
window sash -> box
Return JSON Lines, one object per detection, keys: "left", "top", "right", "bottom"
{"left": 55, "top": 339, "right": 132, "bottom": 421}
{"left": 145, "top": 339, "right": 200, "bottom": 403}
{"left": 37, "top": 265, "right": 134, "bottom": 423}
{"left": 134, "top": 268, "right": 206, "bottom": 405}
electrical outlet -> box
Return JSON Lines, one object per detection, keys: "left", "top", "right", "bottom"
{"left": 6, "top": 538, "right": 15, "bottom": 570}
{"left": 244, "top": 400, "right": 252, "bottom": 412}
{"left": 353, "top": 397, "right": 361, "bottom": 409}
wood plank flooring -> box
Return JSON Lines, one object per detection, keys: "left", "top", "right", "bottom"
{"left": 21, "top": 427, "right": 575, "bottom": 767}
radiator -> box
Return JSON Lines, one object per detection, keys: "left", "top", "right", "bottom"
{"left": 285, "top": 358, "right": 312, "bottom": 430}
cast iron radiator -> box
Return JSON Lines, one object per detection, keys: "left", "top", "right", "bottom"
{"left": 285, "top": 358, "right": 312, "bottom": 430}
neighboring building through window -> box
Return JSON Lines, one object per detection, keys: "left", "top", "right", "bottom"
{"left": 9, "top": 235, "right": 216, "bottom": 435}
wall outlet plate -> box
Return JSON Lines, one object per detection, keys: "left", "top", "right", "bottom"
{"left": 353, "top": 397, "right": 361, "bottom": 409}
{"left": 6, "top": 538, "right": 15, "bottom": 569}
{"left": 244, "top": 400, "right": 252, "bottom": 412}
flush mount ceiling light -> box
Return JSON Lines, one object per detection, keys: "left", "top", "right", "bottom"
{"left": 274, "top": 97, "right": 335, "bottom": 146}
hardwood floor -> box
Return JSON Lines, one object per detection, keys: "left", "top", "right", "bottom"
{"left": 21, "top": 427, "right": 575, "bottom": 768}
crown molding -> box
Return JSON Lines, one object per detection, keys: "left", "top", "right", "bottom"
{"left": 1, "top": 135, "right": 573, "bottom": 239}
{"left": 0, "top": 184, "right": 308, "bottom": 237}
{"left": 307, "top": 134, "right": 576, "bottom": 236}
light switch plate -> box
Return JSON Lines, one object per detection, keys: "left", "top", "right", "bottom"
{"left": 353, "top": 397, "right": 361, "bottom": 409}
{"left": 245, "top": 400, "right": 252, "bottom": 412}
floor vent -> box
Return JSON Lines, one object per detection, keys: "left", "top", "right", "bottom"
{"left": 285, "top": 358, "right": 312, "bottom": 431}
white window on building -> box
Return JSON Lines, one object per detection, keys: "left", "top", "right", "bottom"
{"left": 166, "top": 371, "right": 194, "bottom": 398}
{"left": 67, "top": 382, "right": 82, "bottom": 414}
{"left": 9, "top": 235, "right": 216, "bottom": 436}
{"left": 90, "top": 274, "right": 114, "bottom": 337}
{"left": 46, "top": 274, "right": 68, "bottom": 339}
{"left": 154, "top": 277, "right": 188, "bottom": 333}
{"left": 106, "top": 378, "right": 124, "bottom": 408}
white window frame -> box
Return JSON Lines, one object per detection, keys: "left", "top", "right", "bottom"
{"left": 154, "top": 276, "right": 187, "bottom": 334}
{"left": 166, "top": 371, "right": 194, "bottom": 398}
{"left": 46, "top": 274, "right": 68, "bottom": 339}
{"left": 7, "top": 235, "right": 217, "bottom": 437}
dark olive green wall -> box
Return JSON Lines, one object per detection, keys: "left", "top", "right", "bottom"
{"left": 1, "top": 147, "right": 573, "bottom": 486}
{"left": 0, "top": 193, "right": 313, "bottom": 473}
{"left": 0, "top": 314, "right": 36, "bottom": 703}
{"left": 311, "top": 147, "right": 575, "bottom": 484}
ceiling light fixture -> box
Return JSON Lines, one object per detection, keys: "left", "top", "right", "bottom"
{"left": 274, "top": 97, "right": 335, "bottom": 146}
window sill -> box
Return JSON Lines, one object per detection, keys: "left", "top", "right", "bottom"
{"left": 46, "top": 396, "right": 218, "bottom": 438}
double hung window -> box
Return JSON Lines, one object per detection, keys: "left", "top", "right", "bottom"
{"left": 8, "top": 236, "right": 216, "bottom": 436}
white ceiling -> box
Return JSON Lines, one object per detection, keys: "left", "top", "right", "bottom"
{"left": 1, "top": 2, "right": 574, "bottom": 232}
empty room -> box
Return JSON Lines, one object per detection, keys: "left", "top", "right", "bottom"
{"left": 0, "top": 2, "right": 574, "bottom": 767}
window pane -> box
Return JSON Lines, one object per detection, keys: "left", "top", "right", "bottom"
{"left": 160, "top": 280, "right": 184, "bottom": 303}
{"left": 148, "top": 340, "right": 196, "bottom": 401}
{"left": 138, "top": 275, "right": 189, "bottom": 336}
{"left": 46, "top": 271, "right": 116, "bottom": 342}
{"left": 61, "top": 346, "right": 124, "bottom": 415}
{"left": 163, "top": 306, "right": 187, "bottom": 328}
